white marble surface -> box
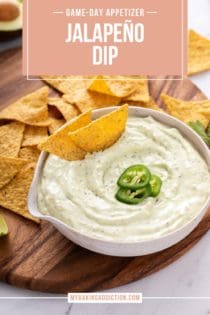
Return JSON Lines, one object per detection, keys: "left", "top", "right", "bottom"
{"left": 0, "top": 0, "right": 210, "bottom": 314}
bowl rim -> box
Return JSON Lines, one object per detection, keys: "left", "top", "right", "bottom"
{"left": 28, "top": 106, "right": 210, "bottom": 246}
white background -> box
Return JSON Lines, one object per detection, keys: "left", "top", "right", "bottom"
{"left": 0, "top": 0, "right": 210, "bottom": 314}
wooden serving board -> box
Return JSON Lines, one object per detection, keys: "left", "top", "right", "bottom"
{"left": 0, "top": 48, "right": 210, "bottom": 294}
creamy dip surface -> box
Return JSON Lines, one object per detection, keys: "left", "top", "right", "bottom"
{"left": 38, "top": 116, "right": 210, "bottom": 242}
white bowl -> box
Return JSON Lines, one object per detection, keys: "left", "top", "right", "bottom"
{"left": 28, "top": 107, "right": 210, "bottom": 257}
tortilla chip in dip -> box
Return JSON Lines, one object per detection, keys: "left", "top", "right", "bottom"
{"left": 48, "top": 97, "right": 79, "bottom": 121}
{"left": 48, "top": 117, "right": 66, "bottom": 135}
{"left": 38, "top": 111, "right": 91, "bottom": 160}
{"left": 69, "top": 104, "right": 128, "bottom": 152}
{"left": 0, "top": 87, "right": 50, "bottom": 126}
{"left": 88, "top": 75, "right": 138, "bottom": 98}
{"left": 0, "top": 157, "right": 28, "bottom": 189}
{"left": 123, "top": 77, "right": 150, "bottom": 103}
{"left": 161, "top": 93, "right": 209, "bottom": 127}
{"left": 0, "top": 122, "right": 24, "bottom": 157}
{"left": 19, "top": 146, "right": 41, "bottom": 162}
{"left": 0, "top": 162, "right": 39, "bottom": 223}
{"left": 188, "top": 30, "right": 210, "bottom": 75}
{"left": 22, "top": 125, "right": 48, "bottom": 147}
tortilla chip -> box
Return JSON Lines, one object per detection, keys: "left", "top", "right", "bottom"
{"left": 123, "top": 77, "right": 150, "bottom": 103}
{"left": 38, "top": 111, "right": 91, "bottom": 160}
{"left": 0, "top": 214, "right": 8, "bottom": 237}
{"left": 48, "top": 104, "right": 63, "bottom": 120}
{"left": 87, "top": 75, "right": 114, "bottom": 95}
{"left": 0, "top": 162, "right": 40, "bottom": 223}
{"left": 88, "top": 76, "right": 138, "bottom": 98}
{"left": 63, "top": 89, "right": 120, "bottom": 113}
{"left": 48, "top": 117, "right": 65, "bottom": 135}
{"left": 0, "top": 87, "right": 50, "bottom": 126}
{"left": 198, "top": 108, "right": 210, "bottom": 119}
{"left": 22, "top": 125, "right": 48, "bottom": 147}
{"left": 69, "top": 104, "right": 128, "bottom": 152}
{"left": 188, "top": 30, "right": 210, "bottom": 75}
{"left": 48, "top": 98, "right": 79, "bottom": 120}
{"left": 0, "top": 122, "right": 24, "bottom": 157}
{"left": 143, "top": 98, "right": 163, "bottom": 111}
{"left": 19, "top": 146, "right": 41, "bottom": 162}
{"left": 0, "top": 157, "right": 28, "bottom": 189}
{"left": 42, "top": 75, "right": 93, "bottom": 94}
{"left": 125, "top": 98, "right": 163, "bottom": 112}
{"left": 161, "top": 93, "right": 209, "bottom": 127}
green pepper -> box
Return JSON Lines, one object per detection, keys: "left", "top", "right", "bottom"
{"left": 117, "top": 165, "right": 151, "bottom": 190}
{"left": 0, "top": 215, "right": 8, "bottom": 237}
{"left": 149, "top": 174, "right": 162, "bottom": 197}
{"left": 115, "top": 185, "right": 151, "bottom": 205}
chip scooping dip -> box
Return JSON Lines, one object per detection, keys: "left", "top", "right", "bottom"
{"left": 161, "top": 93, "right": 209, "bottom": 127}
{"left": 188, "top": 30, "right": 210, "bottom": 76}
{"left": 38, "top": 111, "right": 91, "bottom": 160}
{"left": 0, "top": 87, "right": 50, "bottom": 126}
{"left": 69, "top": 104, "right": 128, "bottom": 152}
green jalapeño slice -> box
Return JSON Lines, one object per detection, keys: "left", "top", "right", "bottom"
{"left": 115, "top": 186, "right": 151, "bottom": 205}
{"left": 149, "top": 175, "right": 162, "bottom": 197}
{"left": 117, "top": 165, "right": 151, "bottom": 190}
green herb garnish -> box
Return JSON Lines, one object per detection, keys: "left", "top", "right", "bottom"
{"left": 188, "top": 121, "right": 210, "bottom": 146}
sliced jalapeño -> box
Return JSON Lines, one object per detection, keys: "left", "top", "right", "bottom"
{"left": 117, "top": 165, "right": 151, "bottom": 190}
{"left": 115, "top": 185, "right": 151, "bottom": 205}
{"left": 149, "top": 174, "right": 162, "bottom": 197}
